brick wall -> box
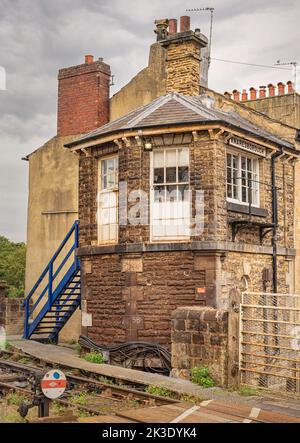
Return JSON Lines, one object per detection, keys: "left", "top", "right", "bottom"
{"left": 171, "top": 306, "right": 228, "bottom": 386}
{"left": 57, "top": 57, "right": 111, "bottom": 136}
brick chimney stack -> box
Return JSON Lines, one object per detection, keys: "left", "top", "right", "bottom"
{"left": 158, "top": 16, "right": 208, "bottom": 96}
{"left": 57, "top": 55, "right": 111, "bottom": 137}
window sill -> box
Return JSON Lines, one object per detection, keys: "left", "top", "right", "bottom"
{"left": 227, "top": 201, "right": 268, "bottom": 217}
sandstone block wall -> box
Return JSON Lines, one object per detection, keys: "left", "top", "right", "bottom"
{"left": 171, "top": 306, "right": 228, "bottom": 386}
{"left": 0, "top": 295, "right": 24, "bottom": 336}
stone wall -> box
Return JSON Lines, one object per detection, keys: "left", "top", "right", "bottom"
{"left": 171, "top": 306, "right": 228, "bottom": 387}
{"left": 80, "top": 252, "right": 214, "bottom": 346}
{"left": 78, "top": 128, "right": 296, "bottom": 344}
{"left": 0, "top": 294, "right": 24, "bottom": 336}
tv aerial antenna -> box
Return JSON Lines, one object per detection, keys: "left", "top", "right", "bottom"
{"left": 186, "top": 7, "right": 215, "bottom": 67}
{"left": 275, "top": 60, "right": 298, "bottom": 90}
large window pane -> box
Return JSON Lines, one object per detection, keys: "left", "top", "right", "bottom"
{"left": 178, "top": 166, "right": 189, "bottom": 183}
{"left": 153, "top": 150, "right": 164, "bottom": 168}
{"left": 166, "top": 149, "right": 176, "bottom": 167}
{"left": 178, "top": 148, "right": 189, "bottom": 166}
{"left": 166, "top": 167, "right": 176, "bottom": 183}
{"left": 154, "top": 168, "right": 164, "bottom": 184}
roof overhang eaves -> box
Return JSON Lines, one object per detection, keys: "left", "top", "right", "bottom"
{"left": 65, "top": 120, "right": 297, "bottom": 155}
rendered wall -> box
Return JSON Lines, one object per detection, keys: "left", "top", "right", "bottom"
{"left": 25, "top": 135, "right": 81, "bottom": 342}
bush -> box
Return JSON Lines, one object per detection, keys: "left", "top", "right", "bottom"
{"left": 83, "top": 351, "right": 105, "bottom": 364}
{"left": 0, "top": 236, "right": 26, "bottom": 298}
{"left": 191, "top": 366, "right": 215, "bottom": 388}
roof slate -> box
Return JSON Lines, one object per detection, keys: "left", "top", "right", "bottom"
{"left": 67, "top": 92, "right": 295, "bottom": 150}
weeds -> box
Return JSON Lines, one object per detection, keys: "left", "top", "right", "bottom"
{"left": 145, "top": 385, "right": 175, "bottom": 398}
{"left": 52, "top": 400, "right": 67, "bottom": 415}
{"left": 83, "top": 351, "right": 105, "bottom": 364}
{"left": 239, "top": 386, "right": 258, "bottom": 397}
{"left": 180, "top": 394, "right": 203, "bottom": 404}
{"left": 69, "top": 392, "right": 88, "bottom": 406}
{"left": 191, "top": 366, "right": 215, "bottom": 388}
{"left": 75, "top": 343, "right": 82, "bottom": 356}
{"left": 6, "top": 392, "right": 27, "bottom": 407}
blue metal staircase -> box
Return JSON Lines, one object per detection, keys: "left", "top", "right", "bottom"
{"left": 23, "top": 221, "right": 81, "bottom": 342}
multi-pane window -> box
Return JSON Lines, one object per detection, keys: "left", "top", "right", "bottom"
{"left": 151, "top": 147, "right": 190, "bottom": 240}
{"left": 98, "top": 156, "right": 118, "bottom": 244}
{"left": 226, "top": 152, "right": 259, "bottom": 206}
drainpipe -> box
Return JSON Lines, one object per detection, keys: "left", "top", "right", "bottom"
{"left": 271, "top": 148, "right": 283, "bottom": 293}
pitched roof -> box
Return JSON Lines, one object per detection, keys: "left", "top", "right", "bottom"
{"left": 66, "top": 92, "right": 295, "bottom": 150}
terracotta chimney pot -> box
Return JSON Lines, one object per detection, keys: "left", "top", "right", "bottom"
{"left": 169, "top": 18, "right": 178, "bottom": 34}
{"left": 287, "top": 81, "right": 294, "bottom": 93}
{"left": 232, "top": 89, "right": 240, "bottom": 101}
{"left": 249, "top": 87, "right": 257, "bottom": 100}
{"left": 241, "top": 89, "right": 248, "bottom": 101}
{"left": 277, "top": 82, "right": 285, "bottom": 95}
{"left": 85, "top": 55, "right": 94, "bottom": 64}
{"left": 259, "top": 86, "right": 266, "bottom": 99}
{"left": 268, "top": 83, "right": 275, "bottom": 97}
{"left": 224, "top": 91, "right": 232, "bottom": 99}
{"left": 180, "top": 16, "right": 190, "bottom": 32}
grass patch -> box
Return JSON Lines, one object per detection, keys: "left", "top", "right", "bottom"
{"left": 239, "top": 386, "right": 258, "bottom": 397}
{"left": 6, "top": 392, "right": 27, "bottom": 407}
{"left": 83, "top": 351, "right": 105, "bottom": 364}
{"left": 98, "top": 376, "right": 114, "bottom": 385}
{"left": 74, "top": 409, "right": 91, "bottom": 419}
{"left": 180, "top": 394, "right": 203, "bottom": 404}
{"left": 0, "top": 410, "right": 25, "bottom": 423}
{"left": 69, "top": 392, "right": 88, "bottom": 406}
{"left": 52, "top": 400, "right": 67, "bottom": 415}
{"left": 75, "top": 343, "right": 82, "bottom": 356}
{"left": 17, "top": 357, "right": 30, "bottom": 365}
{"left": 191, "top": 366, "right": 215, "bottom": 388}
{"left": 145, "top": 385, "right": 175, "bottom": 398}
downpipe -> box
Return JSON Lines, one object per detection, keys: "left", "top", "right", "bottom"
{"left": 271, "top": 148, "right": 283, "bottom": 294}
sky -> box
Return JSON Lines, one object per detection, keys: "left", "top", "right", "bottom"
{"left": 0, "top": 0, "right": 299, "bottom": 242}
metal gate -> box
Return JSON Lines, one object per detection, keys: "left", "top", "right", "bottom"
{"left": 240, "top": 291, "right": 300, "bottom": 394}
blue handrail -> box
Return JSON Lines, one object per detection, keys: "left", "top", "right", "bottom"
{"left": 23, "top": 220, "right": 80, "bottom": 339}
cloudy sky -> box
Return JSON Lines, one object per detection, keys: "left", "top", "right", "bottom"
{"left": 0, "top": 0, "right": 299, "bottom": 242}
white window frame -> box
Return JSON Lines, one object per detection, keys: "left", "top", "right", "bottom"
{"left": 97, "top": 155, "right": 119, "bottom": 245}
{"left": 226, "top": 149, "right": 260, "bottom": 207}
{"left": 150, "top": 146, "right": 190, "bottom": 242}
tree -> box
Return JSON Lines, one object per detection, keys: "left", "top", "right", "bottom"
{"left": 0, "top": 236, "right": 26, "bottom": 298}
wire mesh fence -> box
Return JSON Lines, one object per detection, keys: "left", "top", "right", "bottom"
{"left": 240, "top": 292, "right": 300, "bottom": 394}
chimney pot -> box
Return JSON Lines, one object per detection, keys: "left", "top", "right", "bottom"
{"left": 241, "top": 89, "right": 248, "bottom": 101}
{"left": 277, "top": 82, "right": 285, "bottom": 95}
{"left": 249, "top": 87, "right": 257, "bottom": 100}
{"left": 259, "top": 86, "right": 266, "bottom": 99}
{"left": 232, "top": 89, "right": 240, "bottom": 102}
{"left": 224, "top": 91, "right": 232, "bottom": 100}
{"left": 268, "top": 83, "right": 275, "bottom": 97}
{"left": 85, "top": 54, "right": 94, "bottom": 64}
{"left": 287, "top": 80, "right": 294, "bottom": 93}
{"left": 169, "top": 18, "right": 178, "bottom": 34}
{"left": 180, "top": 16, "right": 190, "bottom": 32}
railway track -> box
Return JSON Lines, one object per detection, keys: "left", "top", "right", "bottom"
{"left": 0, "top": 348, "right": 299, "bottom": 423}
{"left": 0, "top": 350, "right": 179, "bottom": 422}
